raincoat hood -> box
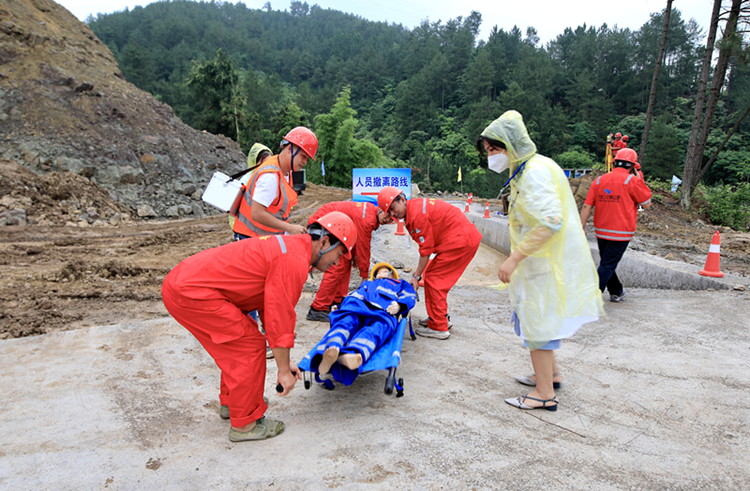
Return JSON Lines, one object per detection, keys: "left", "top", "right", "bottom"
{"left": 481, "top": 110, "right": 537, "bottom": 169}
{"left": 248, "top": 143, "right": 272, "bottom": 168}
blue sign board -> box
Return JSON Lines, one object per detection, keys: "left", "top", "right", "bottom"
{"left": 352, "top": 168, "right": 412, "bottom": 204}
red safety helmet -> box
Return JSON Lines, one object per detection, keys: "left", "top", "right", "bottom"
{"left": 614, "top": 148, "right": 638, "bottom": 165}
{"left": 377, "top": 186, "right": 403, "bottom": 214}
{"left": 283, "top": 126, "right": 318, "bottom": 161}
{"left": 615, "top": 132, "right": 622, "bottom": 138}
{"left": 622, "top": 135, "right": 629, "bottom": 142}
{"left": 314, "top": 211, "right": 357, "bottom": 259}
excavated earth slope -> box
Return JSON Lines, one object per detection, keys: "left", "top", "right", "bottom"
{"left": 0, "top": 0, "right": 245, "bottom": 218}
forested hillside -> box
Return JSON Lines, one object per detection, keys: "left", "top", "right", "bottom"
{"left": 89, "top": 0, "right": 750, "bottom": 201}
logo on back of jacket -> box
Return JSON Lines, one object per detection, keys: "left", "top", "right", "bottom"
{"left": 600, "top": 188, "right": 621, "bottom": 203}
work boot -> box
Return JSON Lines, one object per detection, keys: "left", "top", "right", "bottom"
{"left": 306, "top": 306, "right": 330, "bottom": 322}
{"left": 229, "top": 416, "right": 284, "bottom": 442}
{"left": 418, "top": 315, "right": 452, "bottom": 329}
{"left": 414, "top": 326, "right": 450, "bottom": 340}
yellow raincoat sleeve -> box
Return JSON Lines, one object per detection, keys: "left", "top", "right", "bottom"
{"left": 512, "top": 161, "right": 564, "bottom": 257}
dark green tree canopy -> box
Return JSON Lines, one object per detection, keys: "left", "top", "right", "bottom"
{"left": 89, "top": 1, "right": 749, "bottom": 196}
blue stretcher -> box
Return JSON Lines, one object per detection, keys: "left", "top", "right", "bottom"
{"left": 298, "top": 315, "right": 416, "bottom": 397}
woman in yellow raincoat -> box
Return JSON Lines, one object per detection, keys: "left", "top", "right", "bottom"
{"left": 478, "top": 111, "right": 603, "bottom": 411}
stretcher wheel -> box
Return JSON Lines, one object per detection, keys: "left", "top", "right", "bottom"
{"left": 384, "top": 375, "right": 395, "bottom": 395}
{"left": 304, "top": 380, "right": 311, "bottom": 389}
{"left": 396, "top": 378, "right": 404, "bottom": 398}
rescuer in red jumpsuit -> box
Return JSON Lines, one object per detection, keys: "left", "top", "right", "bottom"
{"left": 306, "top": 201, "right": 393, "bottom": 322}
{"left": 162, "top": 211, "right": 357, "bottom": 442}
{"left": 377, "top": 187, "right": 483, "bottom": 340}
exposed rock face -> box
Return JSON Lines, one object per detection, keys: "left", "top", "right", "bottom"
{"left": 0, "top": 0, "right": 246, "bottom": 218}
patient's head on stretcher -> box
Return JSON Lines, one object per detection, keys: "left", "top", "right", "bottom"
{"left": 370, "top": 262, "right": 399, "bottom": 281}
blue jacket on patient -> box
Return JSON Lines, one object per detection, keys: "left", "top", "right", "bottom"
{"left": 310, "top": 277, "right": 416, "bottom": 384}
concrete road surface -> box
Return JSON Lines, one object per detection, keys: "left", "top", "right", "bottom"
{"left": 2, "top": 227, "right": 749, "bottom": 490}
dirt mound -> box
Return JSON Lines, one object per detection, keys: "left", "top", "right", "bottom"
{"left": 0, "top": 0, "right": 246, "bottom": 218}
{"left": 0, "top": 158, "right": 132, "bottom": 226}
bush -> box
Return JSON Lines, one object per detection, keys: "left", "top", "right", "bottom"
{"left": 646, "top": 177, "right": 671, "bottom": 193}
{"left": 701, "top": 183, "right": 750, "bottom": 231}
{"left": 555, "top": 149, "right": 596, "bottom": 169}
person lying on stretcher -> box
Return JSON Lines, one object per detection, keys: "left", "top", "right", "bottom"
{"left": 312, "top": 263, "right": 417, "bottom": 375}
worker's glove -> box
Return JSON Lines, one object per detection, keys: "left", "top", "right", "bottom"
{"left": 386, "top": 301, "right": 400, "bottom": 316}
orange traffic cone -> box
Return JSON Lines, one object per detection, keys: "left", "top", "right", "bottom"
{"left": 395, "top": 219, "right": 406, "bottom": 236}
{"left": 483, "top": 202, "right": 490, "bottom": 218}
{"left": 464, "top": 199, "right": 470, "bottom": 213}
{"left": 699, "top": 231, "right": 724, "bottom": 278}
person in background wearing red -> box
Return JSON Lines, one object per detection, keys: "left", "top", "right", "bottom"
{"left": 377, "top": 187, "right": 482, "bottom": 339}
{"left": 580, "top": 148, "right": 652, "bottom": 303}
{"left": 162, "top": 212, "right": 357, "bottom": 442}
{"left": 634, "top": 162, "right": 644, "bottom": 179}
{"left": 306, "top": 201, "right": 393, "bottom": 322}
{"left": 611, "top": 132, "right": 626, "bottom": 156}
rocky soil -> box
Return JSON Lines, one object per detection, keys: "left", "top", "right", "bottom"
{"left": 0, "top": 0, "right": 246, "bottom": 219}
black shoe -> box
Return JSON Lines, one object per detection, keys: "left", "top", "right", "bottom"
{"left": 306, "top": 307, "right": 330, "bottom": 322}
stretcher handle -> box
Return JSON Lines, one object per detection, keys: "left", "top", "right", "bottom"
{"left": 276, "top": 370, "right": 299, "bottom": 393}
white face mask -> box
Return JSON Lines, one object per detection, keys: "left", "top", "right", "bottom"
{"left": 488, "top": 152, "right": 510, "bottom": 174}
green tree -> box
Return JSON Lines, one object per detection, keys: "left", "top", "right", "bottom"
{"left": 644, "top": 117, "right": 684, "bottom": 181}
{"left": 120, "top": 44, "right": 155, "bottom": 90}
{"left": 313, "top": 86, "right": 383, "bottom": 187}
{"left": 184, "top": 49, "right": 243, "bottom": 140}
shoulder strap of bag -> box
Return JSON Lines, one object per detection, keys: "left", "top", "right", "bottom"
{"left": 229, "top": 162, "right": 263, "bottom": 181}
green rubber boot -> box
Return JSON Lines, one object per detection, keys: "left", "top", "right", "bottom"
{"left": 228, "top": 416, "right": 285, "bottom": 442}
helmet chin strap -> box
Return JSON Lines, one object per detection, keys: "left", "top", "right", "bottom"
{"left": 309, "top": 230, "right": 339, "bottom": 272}
{"left": 289, "top": 144, "right": 301, "bottom": 172}
{"left": 312, "top": 241, "right": 338, "bottom": 269}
